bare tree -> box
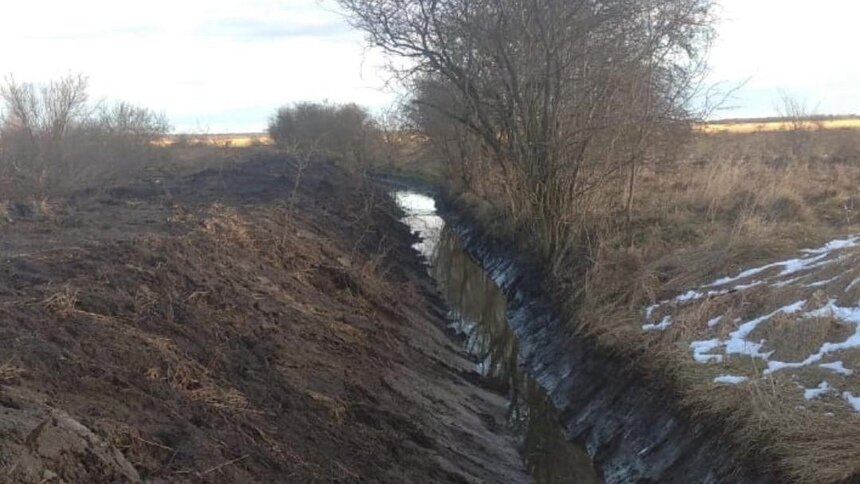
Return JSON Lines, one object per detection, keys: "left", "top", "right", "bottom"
{"left": 0, "top": 74, "right": 170, "bottom": 198}
{"left": 340, "top": 0, "right": 716, "bottom": 268}
{"left": 776, "top": 92, "right": 822, "bottom": 160}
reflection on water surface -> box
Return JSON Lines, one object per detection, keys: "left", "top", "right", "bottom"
{"left": 395, "top": 191, "right": 600, "bottom": 484}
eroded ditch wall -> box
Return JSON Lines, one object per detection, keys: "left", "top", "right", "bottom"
{"left": 435, "top": 202, "right": 775, "bottom": 483}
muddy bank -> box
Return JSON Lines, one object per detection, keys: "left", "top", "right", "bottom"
{"left": 428, "top": 198, "right": 776, "bottom": 483}
{"left": 0, "top": 154, "right": 528, "bottom": 483}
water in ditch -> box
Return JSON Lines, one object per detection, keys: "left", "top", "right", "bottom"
{"left": 395, "top": 191, "right": 601, "bottom": 484}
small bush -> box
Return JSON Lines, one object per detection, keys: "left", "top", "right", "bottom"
{"left": 267, "top": 101, "right": 381, "bottom": 167}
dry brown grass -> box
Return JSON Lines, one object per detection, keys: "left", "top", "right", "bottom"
{"left": 201, "top": 204, "right": 254, "bottom": 248}
{"left": 0, "top": 361, "right": 25, "bottom": 382}
{"left": 571, "top": 129, "right": 860, "bottom": 481}
{"left": 584, "top": 129, "right": 860, "bottom": 330}
{"left": 431, "top": 125, "right": 860, "bottom": 479}
{"left": 43, "top": 286, "right": 80, "bottom": 317}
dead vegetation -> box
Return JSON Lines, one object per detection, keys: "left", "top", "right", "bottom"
{"left": 0, "top": 74, "right": 170, "bottom": 200}
{"left": 0, "top": 360, "right": 25, "bottom": 383}
{"left": 569, "top": 129, "right": 860, "bottom": 482}
{"left": 0, "top": 154, "right": 527, "bottom": 483}
{"left": 585, "top": 129, "right": 860, "bottom": 332}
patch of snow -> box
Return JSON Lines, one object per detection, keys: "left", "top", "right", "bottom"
{"left": 713, "top": 375, "right": 748, "bottom": 384}
{"left": 766, "top": 325, "right": 860, "bottom": 375}
{"left": 807, "top": 275, "right": 842, "bottom": 288}
{"left": 820, "top": 361, "right": 854, "bottom": 376}
{"left": 842, "top": 392, "right": 860, "bottom": 412}
{"left": 690, "top": 302, "right": 806, "bottom": 365}
{"left": 772, "top": 275, "right": 807, "bottom": 288}
{"left": 706, "top": 264, "right": 778, "bottom": 288}
{"left": 734, "top": 281, "right": 763, "bottom": 291}
{"left": 642, "top": 316, "right": 672, "bottom": 332}
{"left": 644, "top": 304, "right": 660, "bottom": 320}
{"left": 806, "top": 300, "right": 860, "bottom": 324}
{"left": 802, "top": 235, "right": 860, "bottom": 255}
{"left": 779, "top": 253, "right": 828, "bottom": 276}
{"left": 675, "top": 290, "right": 703, "bottom": 303}
{"left": 649, "top": 232, "right": 860, "bottom": 410}
{"left": 691, "top": 339, "right": 723, "bottom": 363}
{"left": 765, "top": 360, "right": 805, "bottom": 374}
{"left": 704, "top": 234, "right": 859, "bottom": 289}
{"left": 804, "top": 381, "right": 833, "bottom": 400}
{"left": 724, "top": 301, "right": 806, "bottom": 358}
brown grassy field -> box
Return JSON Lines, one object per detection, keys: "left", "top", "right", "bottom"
{"left": 700, "top": 116, "right": 860, "bottom": 134}
{"left": 575, "top": 128, "right": 860, "bottom": 482}
{"left": 158, "top": 133, "right": 274, "bottom": 148}
{"left": 429, "top": 125, "right": 860, "bottom": 481}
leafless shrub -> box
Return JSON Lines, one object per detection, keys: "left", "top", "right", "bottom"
{"left": 340, "top": 0, "right": 716, "bottom": 271}
{"left": 0, "top": 74, "right": 170, "bottom": 199}
{"left": 776, "top": 92, "right": 822, "bottom": 161}
{"left": 43, "top": 286, "right": 80, "bottom": 317}
{"left": 268, "top": 101, "right": 382, "bottom": 167}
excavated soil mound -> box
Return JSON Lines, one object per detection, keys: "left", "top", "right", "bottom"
{"left": 0, "top": 152, "right": 527, "bottom": 483}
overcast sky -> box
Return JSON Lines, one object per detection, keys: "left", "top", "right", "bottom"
{"left": 1, "top": 0, "right": 859, "bottom": 132}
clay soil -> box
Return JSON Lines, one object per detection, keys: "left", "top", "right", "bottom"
{"left": 0, "top": 149, "right": 528, "bottom": 483}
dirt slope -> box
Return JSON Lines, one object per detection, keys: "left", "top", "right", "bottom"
{"left": 0, "top": 151, "right": 528, "bottom": 483}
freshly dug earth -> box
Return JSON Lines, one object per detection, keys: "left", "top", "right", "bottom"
{"left": 0, "top": 151, "right": 528, "bottom": 483}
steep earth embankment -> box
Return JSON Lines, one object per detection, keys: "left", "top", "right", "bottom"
{"left": 434, "top": 202, "right": 775, "bottom": 483}
{"left": 0, "top": 153, "right": 528, "bottom": 483}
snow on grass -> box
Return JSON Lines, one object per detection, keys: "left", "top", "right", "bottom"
{"left": 807, "top": 275, "right": 843, "bottom": 288}
{"left": 644, "top": 304, "right": 660, "bottom": 320}
{"left": 675, "top": 290, "right": 703, "bottom": 303}
{"left": 702, "top": 234, "right": 859, "bottom": 289}
{"left": 733, "top": 281, "right": 763, "bottom": 291}
{"left": 765, "top": 326, "right": 860, "bottom": 375}
{"left": 640, "top": 232, "right": 860, "bottom": 413}
{"left": 806, "top": 300, "right": 860, "bottom": 324}
{"left": 843, "top": 392, "right": 860, "bottom": 412}
{"left": 642, "top": 316, "right": 672, "bottom": 332}
{"left": 772, "top": 275, "right": 808, "bottom": 288}
{"left": 714, "top": 375, "right": 748, "bottom": 384}
{"left": 778, "top": 253, "right": 829, "bottom": 277}
{"left": 706, "top": 264, "right": 778, "bottom": 288}
{"left": 820, "top": 361, "right": 854, "bottom": 376}
{"left": 691, "top": 339, "right": 723, "bottom": 363}
{"left": 801, "top": 235, "right": 860, "bottom": 255}
{"left": 722, "top": 301, "right": 806, "bottom": 358}
{"left": 804, "top": 381, "right": 833, "bottom": 400}
{"left": 763, "top": 301, "right": 860, "bottom": 376}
